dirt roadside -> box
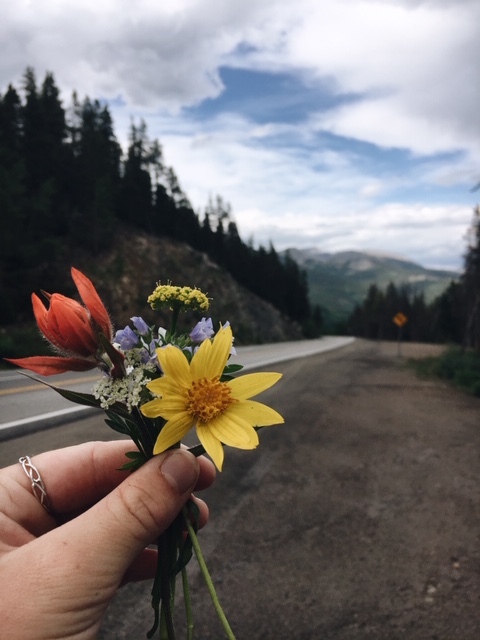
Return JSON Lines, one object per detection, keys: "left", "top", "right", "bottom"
{"left": 137, "top": 338, "right": 478, "bottom": 640}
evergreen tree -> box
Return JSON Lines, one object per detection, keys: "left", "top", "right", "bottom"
{"left": 0, "top": 85, "right": 27, "bottom": 321}
{"left": 431, "top": 281, "right": 464, "bottom": 344}
{"left": 462, "top": 206, "right": 480, "bottom": 349}
{"left": 68, "top": 97, "right": 121, "bottom": 250}
{"left": 118, "top": 120, "right": 154, "bottom": 228}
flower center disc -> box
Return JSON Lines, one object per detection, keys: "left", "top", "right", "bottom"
{"left": 186, "top": 376, "right": 235, "bottom": 423}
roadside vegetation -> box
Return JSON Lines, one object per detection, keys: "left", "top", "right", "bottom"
{"left": 407, "top": 347, "right": 480, "bottom": 397}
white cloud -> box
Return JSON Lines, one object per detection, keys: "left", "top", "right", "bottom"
{"left": 2, "top": 0, "right": 478, "bottom": 156}
{"left": 232, "top": 201, "right": 470, "bottom": 271}
{"left": 146, "top": 110, "right": 472, "bottom": 269}
{"left": 235, "top": 0, "right": 480, "bottom": 158}
{"left": 0, "top": 0, "right": 478, "bottom": 271}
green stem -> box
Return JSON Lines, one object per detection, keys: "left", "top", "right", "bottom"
{"left": 182, "top": 506, "right": 236, "bottom": 640}
{"left": 148, "top": 533, "right": 175, "bottom": 640}
{"left": 186, "top": 443, "right": 206, "bottom": 457}
{"left": 159, "top": 531, "right": 176, "bottom": 640}
{"left": 170, "top": 307, "right": 180, "bottom": 337}
{"left": 182, "top": 567, "right": 194, "bottom": 640}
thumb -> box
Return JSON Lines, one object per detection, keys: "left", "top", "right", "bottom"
{"left": 60, "top": 448, "right": 200, "bottom": 582}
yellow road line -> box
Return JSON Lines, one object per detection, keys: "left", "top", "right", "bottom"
{"left": 0, "top": 375, "right": 100, "bottom": 396}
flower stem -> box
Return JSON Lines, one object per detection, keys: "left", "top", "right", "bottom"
{"left": 182, "top": 506, "right": 236, "bottom": 639}
{"left": 170, "top": 307, "right": 180, "bottom": 337}
{"left": 148, "top": 533, "right": 176, "bottom": 640}
{"left": 182, "top": 567, "right": 194, "bottom": 640}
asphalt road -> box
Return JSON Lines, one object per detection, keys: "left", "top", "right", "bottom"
{"left": 0, "top": 336, "right": 353, "bottom": 437}
{"left": 1, "top": 339, "right": 479, "bottom": 639}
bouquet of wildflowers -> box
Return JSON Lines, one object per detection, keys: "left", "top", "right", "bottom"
{"left": 8, "top": 267, "right": 284, "bottom": 639}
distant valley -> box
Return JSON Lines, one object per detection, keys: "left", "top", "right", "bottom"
{"left": 283, "top": 248, "right": 459, "bottom": 329}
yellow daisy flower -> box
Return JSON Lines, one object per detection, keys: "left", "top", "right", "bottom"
{"left": 141, "top": 325, "right": 284, "bottom": 470}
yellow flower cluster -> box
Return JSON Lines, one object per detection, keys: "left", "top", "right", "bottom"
{"left": 148, "top": 283, "right": 210, "bottom": 313}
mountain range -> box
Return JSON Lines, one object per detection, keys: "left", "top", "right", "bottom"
{"left": 283, "top": 248, "right": 459, "bottom": 329}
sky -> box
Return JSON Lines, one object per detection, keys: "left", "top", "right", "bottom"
{"left": 2, "top": 0, "right": 479, "bottom": 272}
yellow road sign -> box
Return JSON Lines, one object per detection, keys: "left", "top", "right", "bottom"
{"left": 393, "top": 312, "right": 408, "bottom": 327}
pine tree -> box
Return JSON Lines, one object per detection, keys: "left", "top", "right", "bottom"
{"left": 68, "top": 97, "right": 121, "bottom": 250}
{"left": 118, "top": 120, "right": 154, "bottom": 228}
{"left": 462, "top": 206, "right": 480, "bottom": 349}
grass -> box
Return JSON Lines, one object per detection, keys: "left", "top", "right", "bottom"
{"left": 408, "top": 346, "right": 480, "bottom": 397}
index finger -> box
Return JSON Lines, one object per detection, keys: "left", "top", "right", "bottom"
{"left": 7, "top": 440, "right": 215, "bottom": 517}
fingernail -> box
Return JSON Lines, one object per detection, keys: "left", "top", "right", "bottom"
{"left": 160, "top": 450, "right": 199, "bottom": 495}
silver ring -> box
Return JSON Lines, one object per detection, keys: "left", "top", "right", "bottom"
{"left": 19, "top": 456, "right": 52, "bottom": 514}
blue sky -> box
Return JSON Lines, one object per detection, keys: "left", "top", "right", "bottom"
{"left": 1, "top": 0, "right": 479, "bottom": 270}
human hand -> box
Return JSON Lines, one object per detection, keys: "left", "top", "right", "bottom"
{"left": 0, "top": 441, "right": 215, "bottom": 640}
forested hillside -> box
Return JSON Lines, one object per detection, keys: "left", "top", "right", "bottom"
{"left": 348, "top": 207, "right": 480, "bottom": 349}
{"left": 284, "top": 248, "right": 456, "bottom": 330}
{"left": 0, "top": 68, "right": 314, "bottom": 341}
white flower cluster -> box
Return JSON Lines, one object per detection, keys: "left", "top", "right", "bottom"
{"left": 93, "top": 351, "right": 157, "bottom": 412}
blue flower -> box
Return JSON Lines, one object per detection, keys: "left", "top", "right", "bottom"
{"left": 189, "top": 317, "right": 214, "bottom": 343}
{"left": 131, "top": 316, "right": 150, "bottom": 336}
{"left": 114, "top": 326, "right": 139, "bottom": 350}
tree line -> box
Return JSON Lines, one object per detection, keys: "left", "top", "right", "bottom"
{"left": 348, "top": 206, "right": 480, "bottom": 349}
{"left": 0, "top": 68, "right": 314, "bottom": 332}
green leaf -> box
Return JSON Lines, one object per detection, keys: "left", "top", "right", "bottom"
{"left": 125, "top": 450, "right": 144, "bottom": 459}
{"left": 221, "top": 363, "right": 244, "bottom": 382}
{"left": 52, "top": 387, "right": 104, "bottom": 408}
{"left": 104, "top": 409, "right": 141, "bottom": 435}
{"left": 104, "top": 417, "right": 129, "bottom": 435}
{"left": 17, "top": 371, "right": 131, "bottom": 416}
{"left": 118, "top": 450, "right": 147, "bottom": 471}
{"left": 18, "top": 372, "right": 104, "bottom": 409}
{"left": 224, "top": 363, "right": 244, "bottom": 374}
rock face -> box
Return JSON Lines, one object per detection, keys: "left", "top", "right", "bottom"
{"left": 74, "top": 230, "right": 303, "bottom": 344}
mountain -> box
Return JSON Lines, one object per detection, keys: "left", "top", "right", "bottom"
{"left": 283, "top": 248, "right": 459, "bottom": 329}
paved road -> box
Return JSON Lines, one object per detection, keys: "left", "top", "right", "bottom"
{"left": 0, "top": 336, "right": 353, "bottom": 439}
{"left": 1, "top": 339, "right": 479, "bottom": 639}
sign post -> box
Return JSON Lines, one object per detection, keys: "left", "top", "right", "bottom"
{"left": 392, "top": 312, "right": 408, "bottom": 356}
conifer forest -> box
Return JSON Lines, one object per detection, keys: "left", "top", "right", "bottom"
{"left": 0, "top": 68, "right": 311, "bottom": 331}
{"left": 1, "top": 68, "right": 479, "bottom": 353}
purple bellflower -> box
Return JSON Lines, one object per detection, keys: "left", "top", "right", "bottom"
{"left": 114, "top": 325, "right": 139, "bottom": 350}
{"left": 190, "top": 317, "right": 214, "bottom": 343}
{"left": 131, "top": 316, "right": 150, "bottom": 336}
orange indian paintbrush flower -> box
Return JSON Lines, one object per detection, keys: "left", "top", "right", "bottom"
{"left": 7, "top": 267, "right": 120, "bottom": 376}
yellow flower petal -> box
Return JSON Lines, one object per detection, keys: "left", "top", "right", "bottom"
{"left": 208, "top": 412, "right": 259, "bottom": 449}
{"left": 157, "top": 346, "right": 191, "bottom": 388}
{"left": 153, "top": 412, "right": 195, "bottom": 454}
{"left": 228, "top": 372, "right": 283, "bottom": 400}
{"left": 197, "top": 423, "right": 225, "bottom": 471}
{"left": 231, "top": 400, "right": 285, "bottom": 426}
{"left": 190, "top": 337, "right": 212, "bottom": 380}
{"left": 146, "top": 397, "right": 189, "bottom": 420}
{"left": 191, "top": 325, "right": 232, "bottom": 381}
{"left": 146, "top": 375, "right": 179, "bottom": 397}
{"left": 141, "top": 398, "right": 165, "bottom": 419}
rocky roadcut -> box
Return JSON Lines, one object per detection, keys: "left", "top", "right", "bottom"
{"left": 3, "top": 340, "right": 479, "bottom": 639}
